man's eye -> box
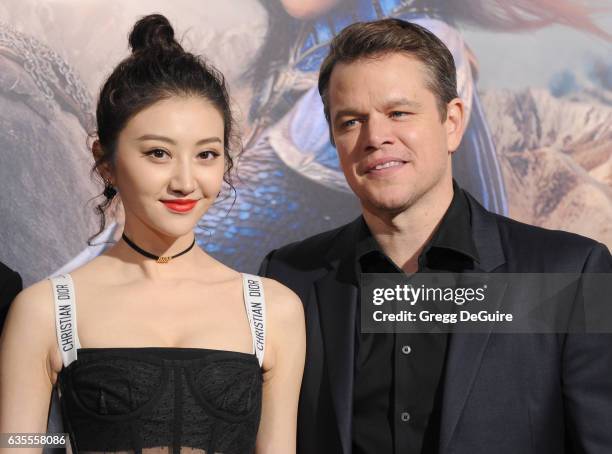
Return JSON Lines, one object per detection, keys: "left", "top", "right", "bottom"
{"left": 390, "top": 111, "right": 408, "bottom": 118}
{"left": 343, "top": 119, "right": 359, "bottom": 128}
{"left": 145, "top": 148, "right": 169, "bottom": 159}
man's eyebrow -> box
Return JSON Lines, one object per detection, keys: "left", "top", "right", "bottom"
{"left": 333, "top": 109, "right": 363, "bottom": 123}
{"left": 135, "top": 134, "right": 222, "bottom": 146}
{"left": 382, "top": 97, "right": 422, "bottom": 110}
{"left": 333, "top": 98, "right": 422, "bottom": 123}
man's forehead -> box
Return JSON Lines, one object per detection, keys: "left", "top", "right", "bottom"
{"left": 328, "top": 53, "right": 431, "bottom": 109}
{"left": 329, "top": 53, "right": 430, "bottom": 93}
{"left": 332, "top": 51, "right": 428, "bottom": 75}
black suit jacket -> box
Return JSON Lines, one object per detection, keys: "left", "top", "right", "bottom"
{"left": 259, "top": 191, "right": 612, "bottom": 454}
{"left": 0, "top": 261, "right": 22, "bottom": 334}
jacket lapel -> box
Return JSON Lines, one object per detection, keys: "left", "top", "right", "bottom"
{"left": 314, "top": 217, "right": 362, "bottom": 454}
{"left": 440, "top": 192, "right": 507, "bottom": 453}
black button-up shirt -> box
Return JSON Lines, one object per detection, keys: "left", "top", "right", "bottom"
{"left": 352, "top": 184, "right": 479, "bottom": 454}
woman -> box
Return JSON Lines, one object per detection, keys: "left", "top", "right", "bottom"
{"left": 0, "top": 13, "right": 305, "bottom": 454}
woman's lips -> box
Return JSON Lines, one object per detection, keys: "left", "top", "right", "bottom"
{"left": 161, "top": 199, "right": 198, "bottom": 213}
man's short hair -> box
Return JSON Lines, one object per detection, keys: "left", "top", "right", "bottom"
{"left": 318, "top": 18, "right": 458, "bottom": 128}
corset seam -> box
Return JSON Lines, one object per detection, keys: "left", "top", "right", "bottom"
{"left": 173, "top": 366, "right": 183, "bottom": 454}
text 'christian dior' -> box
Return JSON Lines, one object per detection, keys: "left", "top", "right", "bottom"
{"left": 55, "top": 284, "right": 74, "bottom": 352}
{"left": 248, "top": 279, "right": 265, "bottom": 352}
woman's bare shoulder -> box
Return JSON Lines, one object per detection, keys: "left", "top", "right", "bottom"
{"left": 67, "top": 254, "right": 117, "bottom": 282}
{"left": 260, "top": 277, "right": 304, "bottom": 327}
{"left": 257, "top": 277, "right": 305, "bottom": 375}
{"left": 10, "top": 278, "right": 56, "bottom": 324}
{"left": 4, "top": 278, "right": 61, "bottom": 375}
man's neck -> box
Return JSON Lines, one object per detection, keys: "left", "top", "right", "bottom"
{"left": 362, "top": 181, "right": 454, "bottom": 273}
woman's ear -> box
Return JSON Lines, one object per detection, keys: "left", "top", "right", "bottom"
{"left": 92, "top": 140, "right": 113, "bottom": 183}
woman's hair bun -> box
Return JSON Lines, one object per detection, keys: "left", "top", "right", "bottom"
{"left": 128, "top": 14, "right": 184, "bottom": 55}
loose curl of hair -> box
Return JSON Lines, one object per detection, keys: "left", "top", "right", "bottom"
{"left": 89, "top": 13, "right": 240, "bottom": 243}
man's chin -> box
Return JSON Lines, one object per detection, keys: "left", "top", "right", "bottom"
{"left": 361, "top": 196, "right": 415, "bottom": 216}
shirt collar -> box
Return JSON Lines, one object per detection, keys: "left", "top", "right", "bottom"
{"left": 355, "top": 180, "right": 480, "bottom": 268}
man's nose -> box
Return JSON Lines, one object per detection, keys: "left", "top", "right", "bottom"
{"left": 362, "top": 115, "right": 394, "bottom": 152}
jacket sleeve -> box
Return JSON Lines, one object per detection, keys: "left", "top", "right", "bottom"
{"left": 0, "top": 265, "right": 23, "bottom": 334}
{"left": 563, "top": 242, "right": 612, "bottom": 453}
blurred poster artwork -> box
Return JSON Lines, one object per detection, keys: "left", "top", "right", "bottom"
{"left": 1, "top": 0, "right": 611, "bottom": 286}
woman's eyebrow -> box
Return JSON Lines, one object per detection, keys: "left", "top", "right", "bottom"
{"left": 135, "top": 134, "right": 222, "bottom": 145}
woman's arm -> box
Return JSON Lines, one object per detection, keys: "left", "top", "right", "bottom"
{"left": 0, "top": 281, "right": 60, "bottom": 453}
{"left": 255, "top": 278, "right": 306, "bottom": 454}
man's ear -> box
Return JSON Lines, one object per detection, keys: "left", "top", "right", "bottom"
{"left": 92, "top": 139, "right": 113, "bottom": 183}
{"left": 445, "top": 97, "right": 465, "bottom": 153}
{"left": 328, "top": 122, "right": 336, "bottom": 148}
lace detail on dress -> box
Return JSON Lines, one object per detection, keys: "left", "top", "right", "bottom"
{"left": 59, "top": 348, "right": 262, "bottom": 454}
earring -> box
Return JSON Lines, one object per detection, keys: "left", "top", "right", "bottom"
{"left": 103, "top": 183, "right": 117, "bottom": 199}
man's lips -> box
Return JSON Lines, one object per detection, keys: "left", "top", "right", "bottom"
{"left": 161, "top": 199, "right": 199, "bottom": 213}
{"left": 363, "top": 157, "right": 408, "bottom": 174}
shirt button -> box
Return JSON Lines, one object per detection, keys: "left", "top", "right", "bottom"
{"left": 401, "top": 412, "right": 411, "bottom": 422}
{"left": 401, "top": 345, "right": 412, "bottom": 355}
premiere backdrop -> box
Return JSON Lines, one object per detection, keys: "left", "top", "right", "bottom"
{"left": 1, "top": 0, "right": 611, "bottom": 286}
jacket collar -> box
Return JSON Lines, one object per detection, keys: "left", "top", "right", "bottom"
{"left": 323, "top": 186, "right": 506, "bottom": 272}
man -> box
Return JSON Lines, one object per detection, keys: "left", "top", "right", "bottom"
{"left": 259, "top": 18, "right": 612, "bottom": 454}
{"left": 0, "top": 262, "right": 22, "bottom": 334}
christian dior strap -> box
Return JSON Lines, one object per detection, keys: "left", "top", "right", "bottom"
{"left": 50, "top": 274, "right": 81, "bottom": 367}
{"left": 241, "top": 273, "right": 266, "bottom": 367}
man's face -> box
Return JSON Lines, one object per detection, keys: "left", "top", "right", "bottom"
{"left": 328, "top": 52, "right": 463, "bottom": 215}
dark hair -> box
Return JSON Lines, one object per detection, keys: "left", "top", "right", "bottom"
{"left": 90, "top": 13, "right": 239, "bottom": 242}
{"left": 318, "top": 18, "right": 458, "bottom": 135}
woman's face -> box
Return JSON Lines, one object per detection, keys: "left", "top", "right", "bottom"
{"left": 111, "top": 96, "right": 225, "bottom": 239}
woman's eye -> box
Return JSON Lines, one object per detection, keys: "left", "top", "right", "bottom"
{"left": 145, "top": 148, "right": 169, "bottom": 159}
{"left": 199, "top": 150, "right": 219, "bottom": 160}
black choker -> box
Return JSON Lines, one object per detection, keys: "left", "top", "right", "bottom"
{"left": 122, "top": 233, "right": 196, "bottom": 264}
